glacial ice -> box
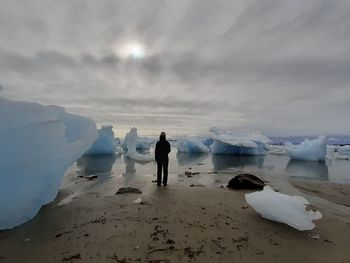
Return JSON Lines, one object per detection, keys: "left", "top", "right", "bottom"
{"left": 210, "top": 128, "right": 270, "bottom": 155}
{"left": 177, "top": 137, "right": 210, "bottom": 153}
{"left": 122, "top": 134, "right": 152, "bottom": 153}
{"left": 245, "top": 186, "right": 322, "bottom": 231}
{"left": 201, "top": 136, "right": 214, "bottom": 147}
{"left": 285, "top": 136, "right": 327, "bottom": 161}
{"left": 124, "top": 127, "right": 154, "bottom": 162}
{"left": 0, "top": 97, "right": 97, "bottom": 230}
{"left": 268, "top": 145, "right": 287, "bottom": 155}
{"left": 136, "top": 137, "right": 153, "bottom": 152}
{"left": 85, "top": 125, "right": 118, "bottom": 155}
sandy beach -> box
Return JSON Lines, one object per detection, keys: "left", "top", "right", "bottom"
{"left": 1, "top": 166, "right": 350, "bottom": 263}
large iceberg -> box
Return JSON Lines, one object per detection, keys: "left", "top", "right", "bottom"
{"left": 245, "top": 186, "right": 322, "bottom": 231}
{"left": 124, "top": 127, "right": 154, "bottom": 162}
{"left": 210, "top": 128, "right": 270, "bottom": 155}
{"left": 177, "top": 137, "right": 210, "bottom": 153}
{"left": 285, "top": 136, "right": 327, "bottom": 161}
{"left": 85, "top": 125, "right": 118, "bottom": 155}
{"left": 0, "top": 97, "right": 97, "bottom": 230}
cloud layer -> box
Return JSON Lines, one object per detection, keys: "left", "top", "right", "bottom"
{"left": 1, "top": 0, "right": 349, "bottom": 136}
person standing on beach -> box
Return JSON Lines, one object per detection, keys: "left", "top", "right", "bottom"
{"left": 155, "top": 132, "right": 171, "bottom": 186}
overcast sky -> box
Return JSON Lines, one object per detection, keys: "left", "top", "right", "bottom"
{"left": 1, "top": 0, "right": 349, "bottom": 136}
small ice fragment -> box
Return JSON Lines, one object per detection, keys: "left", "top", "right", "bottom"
{"left": 309, "top": 233, "right": 321, "bottom": 240}
{"left": 58, "top": 190, "right": 82, "bottom": 207}
{"left": 133, "top": 197, "right": 143, "bottom": 204}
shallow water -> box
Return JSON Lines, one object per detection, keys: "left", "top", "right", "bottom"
{"left": 64, "top": 148, "right": 350, "bottom": 186}
{"left": 61, "top": 147, "right": 350, "bottom": 220}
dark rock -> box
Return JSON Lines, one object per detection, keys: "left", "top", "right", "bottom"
{"left": 86, "top": 175, "right": 98, "bottom": 180}
{"left": 62, "top": 253, "right": 81, "bottom": 261}
{"left": 227, "top": 174, "right": 265, "bottom": 190}
{"left": 185, "top": 171, "right": 200, "bottom": 177}
{"left": 166, "top": 239, "right": 176, "bottom": 244}
{"left": 116, "top": 187, "right": 142, "bottom": 194}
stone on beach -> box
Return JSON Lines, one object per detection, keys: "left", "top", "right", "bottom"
{"left": 227, "top": 174, "right": 265, "bottom": 190}
{"left": 116, "top": 187, "right": 142, "bottom": 194}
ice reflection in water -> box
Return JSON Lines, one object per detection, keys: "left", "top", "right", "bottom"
{"left": 176, "top": 152, "right": 208, "bottom": 166}
{"left": 285, "top": 160, "right": 329, "bottom": 181}
{"left": 211, "top": 155, "right": 264, "bottom": 171}
{"left": 123, "top": 157, "right": 136, "bottom": 175}
{"left": 77, "top": 155, "right": 117, "bottom": 176}
{"left": 70, "top": 148, "right": 350, "bottom": 187}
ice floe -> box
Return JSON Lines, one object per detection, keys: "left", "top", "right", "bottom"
{"left": 245, "top": 186, "right": 322, "bottom": 231}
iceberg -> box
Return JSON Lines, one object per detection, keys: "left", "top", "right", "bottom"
{"left": 210, "top": 128, "right": 270, "bottom": 155}
{"left": 85, "top": 125, "right": 118, "bottom": 155}
{"left": 285, "top": 136, "right": 327, "bottom": 161}
{"left": 124, "top": 127, "right": 154, "bottom": 162}
{"left": 122, "top": 135, "right": 152, "bottom": 153}
{"left": 177, "top": 137, "right": 210, "bottom": 153}
{"left": 245, "top": 186, "right": 322, "bottom": 231}
{"left": 0, "top": 97, "right": 97, "bottom": 230}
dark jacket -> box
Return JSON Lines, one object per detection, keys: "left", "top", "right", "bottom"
{"left": 155, "top": 135, "right": 171, "bottom": 162}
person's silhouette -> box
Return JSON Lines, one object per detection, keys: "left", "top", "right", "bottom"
{"left": 155, "top": 132, "right": 171, "bottom": 186}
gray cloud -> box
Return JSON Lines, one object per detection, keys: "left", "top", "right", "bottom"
{"left": 1, "top": 0, "right": 350, "bottom": 136}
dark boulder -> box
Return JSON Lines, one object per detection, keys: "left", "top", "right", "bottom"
{"left": 116, "top": 187, "right": 142, "bottom": 194}
{"left": 227, "top": 174, "right": 265, "bottom": 190}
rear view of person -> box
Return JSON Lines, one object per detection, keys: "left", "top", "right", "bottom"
{"left": 155, "top": 132, "right": 171, "bottom": 186}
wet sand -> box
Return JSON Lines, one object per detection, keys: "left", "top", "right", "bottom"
{"left": 1, "top": 178, "right": 350, "bottom": 263}
{"left": 289, "top": 178, "right": 350, "bottom": 207}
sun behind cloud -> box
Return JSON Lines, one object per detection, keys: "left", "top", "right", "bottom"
{"left": 115, "top": 41, "right": 146, "bottom": 59}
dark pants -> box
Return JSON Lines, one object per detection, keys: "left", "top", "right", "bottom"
{"left": 157, "top": 159, "right": 169, "bottom": 185}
